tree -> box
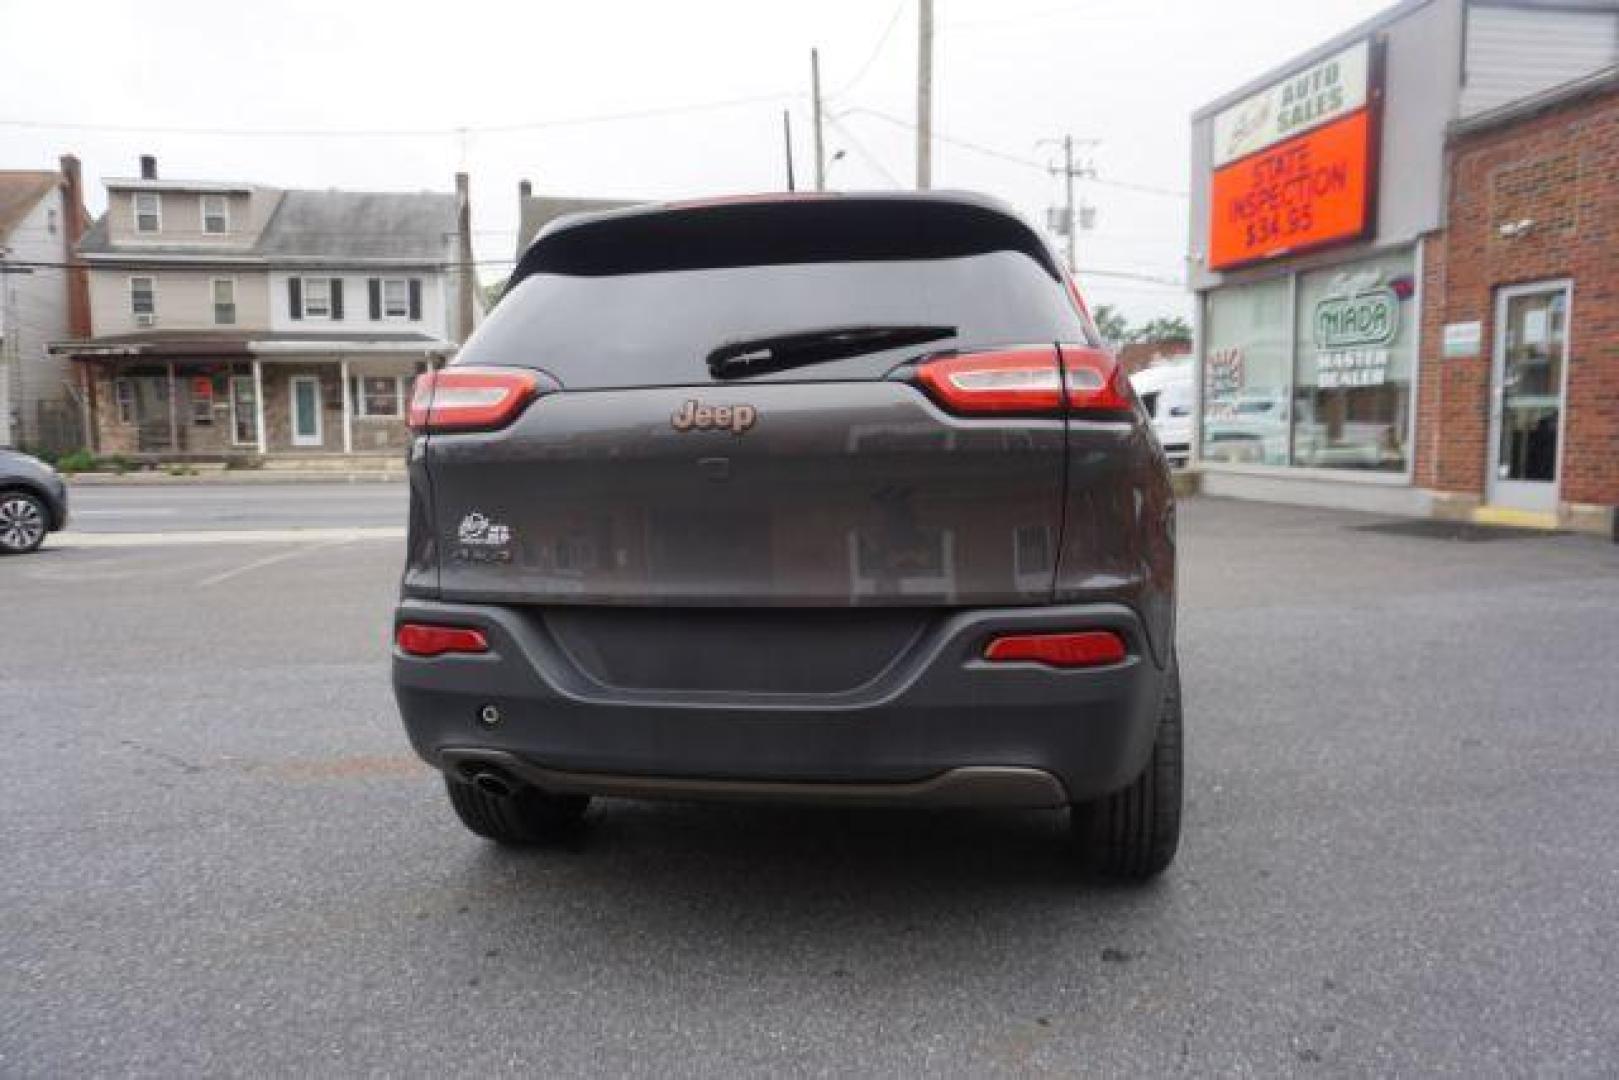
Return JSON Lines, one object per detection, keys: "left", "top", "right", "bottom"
{"left": 1128, "top": 315, "right": 1192, "bottom": 347}
{"left": 481, "top": 278, "right": 508, "bottom": 312}
{"left": 1091, "top": 304, "right": 1129, "bottom": 346}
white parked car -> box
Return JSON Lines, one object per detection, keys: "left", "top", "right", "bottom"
{"left": 1129, "top": 359, "right": 1193, "bottom": 466}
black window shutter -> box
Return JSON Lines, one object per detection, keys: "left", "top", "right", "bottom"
{"left": 367, "top": 278, "right": 381, "bottom": 320}
{"left": 330, "top": 278, "right": 344, "bottom": 320}
{"left": 288, "top": 277, "right": 302, "bottom": 320}
{"left": 408, "top": 278, "right": 422, "bottom": 321}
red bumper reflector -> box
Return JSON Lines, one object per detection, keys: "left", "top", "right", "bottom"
{"left": 396, "top": 623, "right": 490, "bottom": 658}
{"left": 983, "top": 630, "right": 1126, "bottom": 668}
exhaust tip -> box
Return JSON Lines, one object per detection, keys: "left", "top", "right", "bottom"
{"left": 472, "top": 770, "right": 516, "bottom": 798}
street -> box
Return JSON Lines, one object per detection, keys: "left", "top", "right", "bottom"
{"left": 65, "top": 482, "right": 406, "bottom": 533}
{"left": 3, "top": 490, "right": 1617, "bottom": 1074}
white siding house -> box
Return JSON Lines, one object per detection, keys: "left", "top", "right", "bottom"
{"left": 61, "top": 159, "right": 481, "bottom": 460}
{"left": 1, "top": 161, "right": 88, "bottom": 450}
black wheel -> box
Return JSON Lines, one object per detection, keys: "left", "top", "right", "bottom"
{"left": 444, "top": 775, "right": 590, "bottom": 845}
{"left": 1071, "top": 655, "right": 1183, "bottom": 881}
{"left": 0, "top": 491, "right": 48, "bottom": 555}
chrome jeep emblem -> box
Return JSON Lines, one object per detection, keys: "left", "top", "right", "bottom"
{"left": 672, "top": 400, "right": 757, "bottom": 434}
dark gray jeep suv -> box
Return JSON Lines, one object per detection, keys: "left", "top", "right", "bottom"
{"left": 392, "top": 192, "right": 1181, "bottom": 879}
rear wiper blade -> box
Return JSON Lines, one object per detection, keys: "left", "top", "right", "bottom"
{"left": 707, "top": 324, "right": 957, "bottom": 379}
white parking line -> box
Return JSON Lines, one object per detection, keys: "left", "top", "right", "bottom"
{"left": 196, "top": 538, "right": 356, "bottom": 588}
{"left": 72, "top": 508, "right": 180, "bottom": 517}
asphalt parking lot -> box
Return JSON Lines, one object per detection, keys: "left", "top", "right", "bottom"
{"left": 3, "top": 493, "right": 1617, "bottom": 1075}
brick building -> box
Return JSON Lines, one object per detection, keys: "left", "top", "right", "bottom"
{"left": 1417, "top": 69, "right": 1619, "bottom": 530}
{"left": 1187, "top": 0, "right": 1618, "bottom": 534}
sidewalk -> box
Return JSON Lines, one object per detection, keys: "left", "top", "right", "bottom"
{"left": 68, "top": 469, "right": 405, "bottom": 486}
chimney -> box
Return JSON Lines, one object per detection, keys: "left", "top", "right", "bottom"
{"left": 453, "top": 172, "right": 477, "bottom": 344}
{"left": 518, "top": 178, "right": 532, "bottom": 199}
{"left": 58, "top": 154, "right": 91, "bottom": 338}
{"left": 139, "top": 154, "right": 157, "bottom": 180}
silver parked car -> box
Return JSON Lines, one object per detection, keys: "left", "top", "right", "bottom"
{"left": 0, "top": 448, "right": 69, "bottom": 555}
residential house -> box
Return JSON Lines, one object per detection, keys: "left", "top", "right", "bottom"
{"left": 56, "top": 157, "right": 480, "bottom": 461}
{"left": 0, "top": 156, "right": 90, "bottom": 449}
{"left": 514, "top": 178, "right": 639, "bottom": 259}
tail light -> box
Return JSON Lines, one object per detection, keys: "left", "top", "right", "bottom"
{"left": 396, "top": 623, "right": 490, "bottom": 657}
{"left": 908, "top": 345, "right": 1133, "bottom": 418}
{"left": 1061, "top": 345, "right": 1135, "bottom": 415}
{"left": 408, "top": 367, "right": 541, "bottom": 433}
{"left": 910, "top": 347, "right": 1063, "bottom": 414}
{"left": 983, "top": 630, "right": 1126, "bottom": 668}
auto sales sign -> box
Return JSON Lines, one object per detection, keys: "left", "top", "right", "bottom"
{"left": 1208, "top": 40, "right": 1379, "bottom": 271}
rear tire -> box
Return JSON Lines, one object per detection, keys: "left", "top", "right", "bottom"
{"left": 0, "top": 491, "right": 48, "bottom": 554}
{"left": 444, "top": 776, "right": 590, "bottom": 845}
{"left": 1071, "top": 655, "right": 1183, "bottom": 881}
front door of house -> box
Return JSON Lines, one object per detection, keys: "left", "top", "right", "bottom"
{"left": 1487, "top": 282, "right": 1571, "bottom": 514}
{"left": 290, "top": 376, "right": 322, "bottom": 448}
{"left": 230, "top": 376, "right": 258, "bottom": 446}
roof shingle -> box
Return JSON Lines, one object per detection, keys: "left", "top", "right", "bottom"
{"left": 0, "top": 171, "right": 58, "bottom": 239}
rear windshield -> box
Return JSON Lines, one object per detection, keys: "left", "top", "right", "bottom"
{"left": 461, "top": 198, "right": 1093, "bottom": 389}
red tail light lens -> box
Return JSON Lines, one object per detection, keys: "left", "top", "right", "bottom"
{"left": 396, "top": 623, "right": 490, "bottom": 658}
{"left": 1060, "top": 345, "right": 1135, "bottom": 416}
{"left": 983, "top": 630, "right": 1127, "bottom": 668}
{"left": 911, "top": 347, "right": 1064, "bottom": 414}
{"left": 909, "top": 346, "right": 1133, "bottom": 417}
{"left": 408, "top": 367, "right": 541, "bottom": 433}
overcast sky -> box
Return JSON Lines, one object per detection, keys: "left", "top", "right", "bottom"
{"left": 2, "top": 0, "right": 1391, "bottom": 322}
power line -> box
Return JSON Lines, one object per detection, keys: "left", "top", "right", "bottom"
{"left": 824, "top": 116, "right": 904, "bottom": 189}
{"left": 1074, "top": 268, "right": 1186, "bottom": 288}
{"left": 0, "top": 257, "right": 517, "bottom": 273}
{"left": 839, "top": 107, "right": 1189, "bottom": 198}
{"left": 828, "top": 1, "right": 909, "bottom": 100}
{"left": 0, "top": 90, "right": 803, "bottom": 140}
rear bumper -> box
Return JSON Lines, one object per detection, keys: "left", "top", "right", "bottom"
{"left": 392, "top": 599, "right": 1170, "bottom": 807}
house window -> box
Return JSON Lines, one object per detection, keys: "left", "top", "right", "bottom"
{"left": 382, "top": 278, "right": 409, "bottom": 318}
{"left": 201, "top": 195, "right": 228, "bottom": 234}
{"left": 134, "top": 192, "right": 161, "bottom": 233}
{"left": 130, "top": 277, "right": 156, "bottom": 317}
{"left": 212, "top": 279, "right": 236, "bottom": 325}
{"left": 47, "top": 207, "right": 58, "bottom": 235}
{"left": 355, "top": 375, "right": 404, "bottom": 418}
{"left": 303, "top": 277, "right": 331, "bottom": 318}
{"left": 115, "top": 379, "right": 136, "bottom": 424}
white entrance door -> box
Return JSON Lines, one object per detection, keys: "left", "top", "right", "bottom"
{"left": 229, "top": 376, "right": 258, "bottom": 446}
{"left": 1487, "top": 282, "right": 1571, "bottom": 514}
{"left": 290, "top": 376, "right": 323, "bottom": 448}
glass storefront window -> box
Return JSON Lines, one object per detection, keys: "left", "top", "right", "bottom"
{"left": 1199, "top": 246, "right": 1416, "bottom": 473}
{"left": 1292, "top": 250, "right": 1415, "bottom": 471}
{"left": 1201, "top": 276, "right": 1292, "bottom": 466}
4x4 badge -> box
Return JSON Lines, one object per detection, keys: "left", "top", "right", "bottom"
{"left": 672, "top": 400, "right": 756, "bottom": 434}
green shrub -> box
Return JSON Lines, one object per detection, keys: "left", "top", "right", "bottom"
{"left": 55, "top": 449, "right": 98, "bottom": 474}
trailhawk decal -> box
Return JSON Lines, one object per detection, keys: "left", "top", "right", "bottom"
{"left": 672, "top": 400, "right": 757, "bottom": 434}
{"left": 453, "top": 511, "right": 513, "bottom": 563}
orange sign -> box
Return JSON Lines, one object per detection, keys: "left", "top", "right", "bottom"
{"left": 1208, "top": 108, "right": 1374, "bottom": 271}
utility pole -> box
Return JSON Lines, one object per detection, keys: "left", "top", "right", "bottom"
{"left": 811, "top": 49, "right": 826, "bottom": 191}
{"left": 1041, "top": 136, "right": 1099, "bottom": 273}
{"left": 782, "top": 110, "right": 797, "bottom": 192}
{"left": 1061, "top": 136, "right": 1076, "bottom": 273}
{"left": 916, "top": 0, "right": 934, "bottom": 189}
